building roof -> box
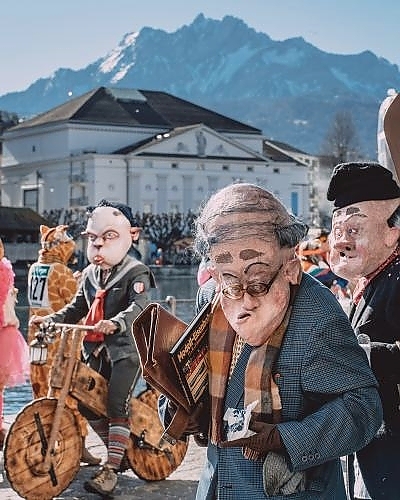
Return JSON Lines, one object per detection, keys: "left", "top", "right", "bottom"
{"left": 263, "top": 139, "right": 309, "bottom": 164}
{"left": 267, "top": 139, "right": 308, "bottom": 155}
{"left": 263, "top": 141, "right": 304, "bottom": 163}
{"left": 9, "top": 87, "right": 261, "bottom": 135}
{"left": 0, "top": 207, "right": 49, "bottom": 233}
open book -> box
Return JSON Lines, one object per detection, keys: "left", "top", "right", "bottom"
{"left": 131, "top": 300, "right": 213, "bottom": 413}
{"left": 169, "top": 301, "right": 211, "bottom": 407}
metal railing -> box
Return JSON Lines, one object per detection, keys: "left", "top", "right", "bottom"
{"left": 4, "top": 242, "right": 40, "bottom": 263}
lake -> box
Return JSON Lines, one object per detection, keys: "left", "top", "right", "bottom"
{"left": 5, "top": 265, "right": 199, "bottom": 415}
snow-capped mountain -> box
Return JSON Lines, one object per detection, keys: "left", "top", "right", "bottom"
{"left": 1, "top": 13, "right": 399, "bottom": 158}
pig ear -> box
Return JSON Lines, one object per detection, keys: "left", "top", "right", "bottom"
{"left": 384, "top": 93, "right": 400, "bottom": 185}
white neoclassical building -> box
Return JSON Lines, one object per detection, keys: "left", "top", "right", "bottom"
{"left": 1, "top": 87, "right": 311, "bottom": 222}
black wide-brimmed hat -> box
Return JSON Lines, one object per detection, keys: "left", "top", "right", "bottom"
{"left": 327, "top": 162, "right": 400, "bottom": 208}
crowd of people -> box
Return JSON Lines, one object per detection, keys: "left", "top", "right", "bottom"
{"left": 297, "top": 229, "right": 352, "bottom": 309}
{"left": 0, "top": 161, "right": 399, "bottom": 499}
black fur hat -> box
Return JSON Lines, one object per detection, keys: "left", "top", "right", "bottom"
{"left": 327, "top": 162, "right": 400, "bottom": 208}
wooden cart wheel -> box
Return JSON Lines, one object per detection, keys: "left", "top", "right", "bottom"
{"left": 4, "top": 398, "right": 81, "bottom": 500}
{"left": 126, "top": 388, "right": 188, "bottom": 481}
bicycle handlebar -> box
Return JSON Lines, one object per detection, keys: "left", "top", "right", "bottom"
{"left": 40, "top": 322, "right": 97, "bottom": 332}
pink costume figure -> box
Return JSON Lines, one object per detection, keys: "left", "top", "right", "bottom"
{"left": 0, "top": 238, "right": 29, "bottom": 448}
{"left": 197, "top": 257, "right": 212, "bottom": 286}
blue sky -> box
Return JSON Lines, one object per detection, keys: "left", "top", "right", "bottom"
{"left": 2, "top": 0, "right": 399, "bottom": 95}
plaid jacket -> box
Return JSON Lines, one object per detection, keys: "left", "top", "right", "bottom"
{"left": 196, "top": 273, "right": 382, "bottom": 500}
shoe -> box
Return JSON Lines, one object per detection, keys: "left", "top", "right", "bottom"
{"left": 84, "top": 465, "right": 118, "bottom": 497}
{"left": 81, "top": 446, "right": 102, "bottom": 466}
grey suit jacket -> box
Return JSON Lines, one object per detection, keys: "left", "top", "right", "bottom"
{"left": 49, "top": 255, "right": 153, "bottom": 362}
{"left": 196, "top": 273, "right": 382, "bottom": 500}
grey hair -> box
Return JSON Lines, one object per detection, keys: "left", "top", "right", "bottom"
{"left": 193, "top": 183, "right": 308, "bottom": 258}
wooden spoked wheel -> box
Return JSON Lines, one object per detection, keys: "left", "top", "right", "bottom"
{"left": 126, "top": 389, "right": 188, "bottom": 481}
{"left": 4, "top": 398, "right": 81, "bottom": 500}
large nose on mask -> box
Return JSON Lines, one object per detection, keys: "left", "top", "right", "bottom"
{"left": 92, "top": 236, "right": 104, "bottom": 248}
{"left": 333, "top": 237, "right": 353, "bottom": 255}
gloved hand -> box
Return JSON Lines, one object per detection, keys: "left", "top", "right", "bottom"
{"left": 165, "top": 398, "right": 209, "bottom": 436}
{"left": 219, "top": 418, "right": 284, "bottom": 455}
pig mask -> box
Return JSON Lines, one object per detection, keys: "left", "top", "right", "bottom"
{"left": 84, "top": 206, "right": 133, "bottom": 269}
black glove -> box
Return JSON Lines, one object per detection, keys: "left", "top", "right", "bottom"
{"left": 219, "top": 418, "right": 284, "bottom": 455}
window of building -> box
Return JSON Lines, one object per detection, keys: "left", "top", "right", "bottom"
{"left": 273, "top": 167, "right": 280, "bottom": 174}
{"left": 291, "top": 192, "right": 299, "bottom": 216}
{"left": 247, "top": 166, "right": 254, "bottom": 172}
{"left": 171, "top": 163, "right": 179, "bottom": 169}
{"left": 23, "top": 188, "right": 38, "bottom": 211}
{"left": 144, "top": 159, "right": 153, "bottom": 169}
{"left": 222, "top": 164, "right": 230, "bottom": 171}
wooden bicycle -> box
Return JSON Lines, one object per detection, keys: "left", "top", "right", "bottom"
{"left": 3, "top": 322, "right": 188, "bottom": 500}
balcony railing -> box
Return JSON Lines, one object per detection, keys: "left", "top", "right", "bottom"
{"left": 69, "top": 196, "right": 89, "bottom": 207}
{"left": 4, "top": 242, "right": 40, "bottom": 263}
{"left": 69, "top": 174, "right": 87, "bottom": 183}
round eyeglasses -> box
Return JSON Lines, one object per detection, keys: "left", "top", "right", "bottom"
{"left": 221, "top": 265, "right": 283, "bottom": 300}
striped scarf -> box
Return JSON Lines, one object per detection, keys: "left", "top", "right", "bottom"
{"left": 209, "top": 288, "right": 296, "bottom": 451}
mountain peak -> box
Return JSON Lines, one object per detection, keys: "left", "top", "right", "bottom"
{"left": 0, "top": 14, "right": 398, "bottom": 158}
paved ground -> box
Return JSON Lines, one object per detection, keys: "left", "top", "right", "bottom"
{"left": 0, "top": 414, "right": 206, "bottom": 499}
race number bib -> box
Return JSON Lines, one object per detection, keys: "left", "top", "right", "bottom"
{"left": 28, "top": 264, "right": 51, "bottom": 308}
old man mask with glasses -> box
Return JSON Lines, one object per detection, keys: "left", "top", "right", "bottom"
{"left": 194, "top": 183, "right": 307, "bottom": 347}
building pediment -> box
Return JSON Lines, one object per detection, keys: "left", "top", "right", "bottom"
{"left": 122, "top": 124, "right": 266, "bottom": 161}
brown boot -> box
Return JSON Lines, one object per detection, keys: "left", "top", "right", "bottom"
{"left": 81, "top": 437, "right": 101, "bottom": 466}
